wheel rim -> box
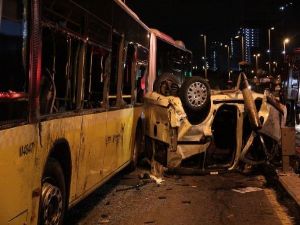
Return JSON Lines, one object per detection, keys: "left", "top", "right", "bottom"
{"left": 41, "top": 182, "right": 63, "bottom": 225}
{"left": 187, "top": 82, "right": 208, "bottom": 107}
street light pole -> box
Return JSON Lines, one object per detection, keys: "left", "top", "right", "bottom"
{"left": 224, "top": 45, "right": 230, "bottom": 76}
{"left": 241, "top": 35, "right": 244, "bottom": 62}
{"left": 273, "top": 61, "right": 278, "bottom": 73}
{"left": 253, "top": 53, "right": 260, "bottom": 74}
{"left": 267, "top": 27, "right": 275, "bottom": 74}
{"left": 235, "top": 35, "right": 244, "bottom": 63}
{"left": 201, "top": 34, "right": 207, "bottom": 79}
{"left": 283, "top": 38, "right": 290, "bottom": 62}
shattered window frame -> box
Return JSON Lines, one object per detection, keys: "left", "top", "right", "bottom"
{"left": 0, "top": 0, "right": 29, "bottom": 128}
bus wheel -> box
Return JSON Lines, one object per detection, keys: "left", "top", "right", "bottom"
{"left": 39, "top": 158, "right": 66, "bottom": 225}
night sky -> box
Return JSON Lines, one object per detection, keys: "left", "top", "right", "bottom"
{"left": 126, "top": 0, "right": 300, "bottom": 52}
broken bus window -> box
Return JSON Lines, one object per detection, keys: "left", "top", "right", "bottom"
{"left": 0, "top": 0, "right": 28, "bottom": 125}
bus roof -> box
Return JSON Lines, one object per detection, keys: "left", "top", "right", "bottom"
{"left": 114, "top": 0, "right": 150, "bottom": 31}
{"left": 150, "top": 28, "right": 191, "bottom": 54}
{"left": 114, "top": 0, "right": 191, "bottom": 55}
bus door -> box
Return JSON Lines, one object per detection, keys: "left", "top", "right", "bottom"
{"left": 0, "top": 0, "right": 37, "bottom": 223}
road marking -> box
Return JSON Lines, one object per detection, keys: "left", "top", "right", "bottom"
{"left": 264, "top": 188, "right": 294, "bottom": 225}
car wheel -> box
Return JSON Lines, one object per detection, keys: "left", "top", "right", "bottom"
{"left": 39, "top": 158, "right": 66, "bottom": 225}
{"left": 153, "top": 73, "right": 180, "bottom": 96}
{"left": 179, "top": 76, "right": 211, "bottom": 115}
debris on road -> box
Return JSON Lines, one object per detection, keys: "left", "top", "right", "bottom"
{"left": 101, "top": 214, "right": 109, "bottom": 218}
{"left": 150, "top": 174, "right": 165, "bottom": 184}
{"left": 98, "top": 219, "right": 110, "bottom": 224}
{"left": 158, "top": 196, "right": 167, "bottom": 199}
{"left": 66, "top": 170, "right": 294, "bottom": 225}
{"left": 139, "top": 172, "right": 151, "bottom": 180}
{"left": 115, "top": 180, "right": 150, "bottom": 192}
{"left": 232, "top": 186, "right": 263, "bottom": 194}
{"left": 144, "top": 221, "right": 155, "bottom": 224}
{"left": 182, "top": 200, "right": 191, "bottom": 204}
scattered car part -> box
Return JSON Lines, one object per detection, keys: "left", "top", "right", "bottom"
{"left": 115, "top": 179, "right": 150, "bottom": 192}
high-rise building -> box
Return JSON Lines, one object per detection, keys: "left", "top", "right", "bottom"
{"left": 207, "top": 42, "right": 220, "bottom": 72}
{"left": 242, "top": 28, "right": 260, "bottom": 63}
{"left": 231, "top": 28, "right": 260, "bottom": 71}
{"left": 207, "top": 42, "right": 228, "bottom": 72}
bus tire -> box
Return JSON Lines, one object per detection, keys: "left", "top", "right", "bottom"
{"left": 179, "top": 77, "right": 211, "bottom": 114}
{"left": 153, "top": 73, "right": 180, "bottom": 96}
{"left": 39, "top": 158, "right": 66, "bottom": 225}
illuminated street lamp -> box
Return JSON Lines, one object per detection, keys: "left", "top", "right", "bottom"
{"left": 201, "top": 34, "right": 207, "bottom": 79}
{"left": 234, "top": 34, "right": 245, "bottom": 66}
{"left": 253, "top": 53, "right": 261, "bottom": 73}
{"left": 224, "top": 44, "right": 231, "bottom": 78}
{"left": 228, "top": 70, "right": 233, "bottom": 80}
{"left": 235, "top": 35, "right": 245, "bottom": 63}
{"left": 273, "top": 61, "right": 278, "bottom": 73}
{"left": 267, "top": 27, "right": 275, "bottom": 53}
{"left": 267, "top": 27, "right": 275, "bottom": 74}
{"left": 283, "top": 38, "right": 290, "bottom": 62}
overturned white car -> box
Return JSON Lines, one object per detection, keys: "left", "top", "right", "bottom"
{"left": 143, "top": 73, "right": 286, "bottom": 172}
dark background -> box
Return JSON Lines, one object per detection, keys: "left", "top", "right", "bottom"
{"left": 126, "top": 0, "right": 300, "bottom": 52}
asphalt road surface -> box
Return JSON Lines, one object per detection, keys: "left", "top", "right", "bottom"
{"left": 65, "top": 169, "right": 297, "bottom": 225}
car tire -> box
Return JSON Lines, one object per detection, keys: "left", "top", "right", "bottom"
{"left": 153, "top": 73, "right": 180, "bottom": 96}
{"left": 39, "top": 158, "right": 66, "bottom": 225}
{"left": 179, "top": 76, "right": 211, "bottom": 114}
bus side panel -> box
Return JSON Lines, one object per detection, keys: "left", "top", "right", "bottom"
{"left": 0, "top": 125, "right": 37, "bottom": 225}
{"left": 76, "top": 112, "right": 107, "bottom": 196}
{"left": 103, "top": 108, "right": 134, "bottom": 175}
{"left": 38, "top": 116, "right": 82, "bottom": 204}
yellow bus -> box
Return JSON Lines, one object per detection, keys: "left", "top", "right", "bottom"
{"left": 0, "top": 0, "right": 191, "bottom": 224}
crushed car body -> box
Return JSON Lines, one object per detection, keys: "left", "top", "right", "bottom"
{"left": 143, "top": 73, "right": 286, "bottom": 171}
